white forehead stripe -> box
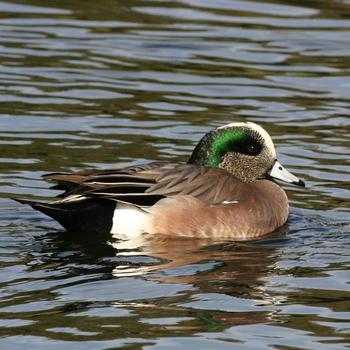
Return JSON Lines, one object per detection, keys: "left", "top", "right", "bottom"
{"left": 218, "top": 122, "right": 276, "bottom": 158}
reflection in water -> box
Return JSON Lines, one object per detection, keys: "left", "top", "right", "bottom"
{"left": 110, "top": 228, "right": 288, "bottom": 283}
{"left": 0, "top": 0, "right": 349, "bottom": 348}
{"left": 30, "top": 228, "right": 289, "bottom": 329}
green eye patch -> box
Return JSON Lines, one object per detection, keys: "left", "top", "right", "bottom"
{"left": 208, "top": 129, "right": 262, "bottom": 167}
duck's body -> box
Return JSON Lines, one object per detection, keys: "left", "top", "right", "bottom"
{"left": 143, "top": 175, "right": 289, "bottom": 239}
{"left": 15, "top": 122, "right": 304, "bottom": 240}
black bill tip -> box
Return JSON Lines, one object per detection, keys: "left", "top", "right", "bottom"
{"left": 293, "top": 179, "right": 305, "bottom": 187}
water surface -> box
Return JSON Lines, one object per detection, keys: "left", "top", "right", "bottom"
{"left": 0, "top": 0, "right": 349, "bottom": 349}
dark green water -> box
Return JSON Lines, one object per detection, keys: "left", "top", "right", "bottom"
{"left": 0, "top": 0, "right": 349, "bottom": 349}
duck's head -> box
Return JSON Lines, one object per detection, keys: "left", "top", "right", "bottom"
{"left": 188, "top": 121, "right": 305, "bottom": 186}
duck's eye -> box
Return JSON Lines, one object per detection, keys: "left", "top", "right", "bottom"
{"left": 246, "top": 143, "right": 260, "bottom": 155}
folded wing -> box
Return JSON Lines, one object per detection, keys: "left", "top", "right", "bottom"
{"left": 45, "top": 162, "right": 244, "bottom": 206}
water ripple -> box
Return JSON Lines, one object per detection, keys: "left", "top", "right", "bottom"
{"left": 0, "top": 0, "right": 349, "bottom": 349}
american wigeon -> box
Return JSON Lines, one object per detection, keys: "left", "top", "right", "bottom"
{"left": 15, "top": 122, "right": 304, "bottom": 240}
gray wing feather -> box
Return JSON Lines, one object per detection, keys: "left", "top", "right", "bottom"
{"left": 45, "top": 162, "right": 242, "bottom": 206}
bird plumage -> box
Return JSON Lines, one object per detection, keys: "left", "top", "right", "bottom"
{"left": 14, "top": 122, "right": 304, "bottom": 239}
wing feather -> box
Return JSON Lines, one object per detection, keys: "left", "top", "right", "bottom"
{"left": 44, "top": 162, "right": 244, "bottom": 206}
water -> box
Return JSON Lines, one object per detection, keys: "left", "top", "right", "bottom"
{"left": 0, "top": 0, "right": 349, "bottom": 349}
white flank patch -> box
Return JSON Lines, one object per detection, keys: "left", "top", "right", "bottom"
{"left": 221, "top": 200, "right": 239, "bottom": 204}
{"left": 218, "top": 121, "right": 276, "bottom": 158}
{"left": 111, "top": 206, "right": 149, "bottom": 237}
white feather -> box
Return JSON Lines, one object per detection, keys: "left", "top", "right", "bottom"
{"left": 111, "top": 206, "right": 149, "bottom": 237}
{"left": 52, "top": 195, "right": 86, "bottom": 203}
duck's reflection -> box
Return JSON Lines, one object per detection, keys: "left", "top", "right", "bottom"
{"left": 37, "top": 225, "right": 289, "bottom": 330}
{"left": 108, "top": 226, "right": 289, "bottom": 328}
{"left": 110, "top": 225, "right": 289, "bottom": 286}
{"left": 40, "top": 224, "right": 288, "bottom": 288}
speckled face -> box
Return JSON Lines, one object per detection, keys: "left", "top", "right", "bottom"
{"left": 188, "top": 122, "right": 277, "bottom": 182}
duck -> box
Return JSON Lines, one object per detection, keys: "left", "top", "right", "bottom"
{"left": 14, "top": 121, "right": 305, "bottom": 240}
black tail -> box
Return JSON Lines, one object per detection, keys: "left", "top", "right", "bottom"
{"left": 13, "top": 198, "right": 116, "bottom": 234}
